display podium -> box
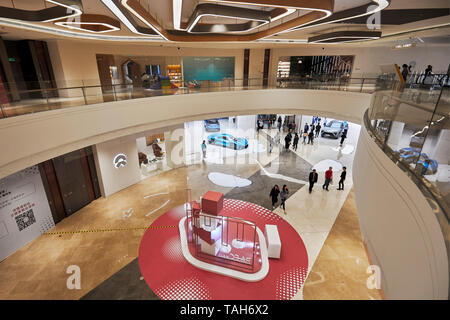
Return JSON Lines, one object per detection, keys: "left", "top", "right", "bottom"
{"left": 264, "top": 225, "right": 281, "bottom": 259}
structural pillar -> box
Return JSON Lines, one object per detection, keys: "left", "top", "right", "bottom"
{"left": 386, "top": 121, "right": 406, "bottom": 150}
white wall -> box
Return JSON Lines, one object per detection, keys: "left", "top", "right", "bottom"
{"left": 353, "top": 123, "right": 448, "bottom": 299}
{"left": 0, "top": 89, "right": 371, "bottom": 180}
{"left": 94, "top": 136, "right": 141, "bottom": 197}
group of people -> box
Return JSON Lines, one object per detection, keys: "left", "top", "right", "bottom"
{"left": 269, "top": 166, "right": 347, "bottom": 212}
{"left": 308, "top": 166, "right": 347, "bottom": 193}
{"left": 401, "top": 63, "right": 434, "bottom": 84}
{"left": 269, "top": 184, "right": 289, "bottom": 213}
{"left": 282, "top": 116, "right": 327, "bottom": 151}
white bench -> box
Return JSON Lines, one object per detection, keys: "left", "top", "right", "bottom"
{"left": 264, "top": 225, "right": 281, "bottom": 259}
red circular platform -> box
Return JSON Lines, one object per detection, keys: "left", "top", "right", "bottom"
{"left": 138, "top": 198, "right": 308, "bottom": 300}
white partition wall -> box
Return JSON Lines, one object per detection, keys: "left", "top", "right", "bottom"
{"left": 93, "top": 137, "right": 141, "bottom": 197}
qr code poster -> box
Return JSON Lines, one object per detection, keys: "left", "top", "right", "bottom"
{"left": 0, "top": 166, "right": 54, "bottom": 261}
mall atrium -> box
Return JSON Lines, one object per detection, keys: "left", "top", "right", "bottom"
{"left": 0, "top": 0, "right": 448, "bottom": 303}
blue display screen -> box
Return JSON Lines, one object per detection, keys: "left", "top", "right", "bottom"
{"left": 182, "top": 57, "right": 235, "bottom": 81}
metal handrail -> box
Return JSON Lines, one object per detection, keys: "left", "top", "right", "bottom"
{"left": 0, "top": 76, "right": 378, "bottom": 119}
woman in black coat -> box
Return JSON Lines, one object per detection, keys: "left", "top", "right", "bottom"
{"left": 269, "top": 185, "right": 280, "bottom": 209}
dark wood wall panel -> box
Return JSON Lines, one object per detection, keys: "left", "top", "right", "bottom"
{"left": 243, "top": 49, "right": 250, "bottom": 87}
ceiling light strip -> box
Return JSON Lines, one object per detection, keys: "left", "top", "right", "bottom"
{"left": 186, "top": 4, "right": 271, "bottom": 34}
{"left": 0, "top": 18, "right": 164, "bottom": 42}
{"left": 101, "top": 0, "right": 160, "bottom": 37}
{"left": 173, "top": 0, "right": 182, "bottom": 30}
{"left": 308, "top": 31, "right": 382, "bottom": 44}
{"left": 121, "top": 0, "right": 168, "bottom": 40}
{"left": 55, "top": 21, "right": 121, "bottom": 33}
{"left": 43, "top": 0, "right": 83, "bottom": 22}
{"left": 205, "top": 1, "right": 333, "bottom": 38}
{"left": 283, "top": 0, "right": 390, "bottom": 33}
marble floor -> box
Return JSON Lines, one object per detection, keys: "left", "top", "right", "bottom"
{"left": 0, "top": 117, "right": 381, "bottom": 300}
{"left": 302, "top": 190, "right": 383, "bottom": 300}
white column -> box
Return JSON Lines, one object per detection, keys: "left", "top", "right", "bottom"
{"left": 432, "top": 129, "right": 450, "bottom": 164}
{"left": 93, "top": 136, "right": 141, "bottom": 197}
{"left": 386, "top": 121, "right": 405, "bottom": 150}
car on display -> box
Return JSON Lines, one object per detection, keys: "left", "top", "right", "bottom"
{"left": 321, "top": 120, "right": 348, "bottom": 139}
{"left": 204, "top": 119, "right": 220, "bottom": 132}
{"left": 395, "top": 147, "right": 438, "bottom": 175}
{"left": 207, "top": 133, "right": 248, "bottom": 150}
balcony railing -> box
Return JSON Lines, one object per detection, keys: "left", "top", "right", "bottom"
{"left": 0, "top": 76, "right": 379, "bottom": 119}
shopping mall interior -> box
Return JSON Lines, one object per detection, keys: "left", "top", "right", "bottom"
{"left": 0, "top": 0, "right": 448, "bottom": 304}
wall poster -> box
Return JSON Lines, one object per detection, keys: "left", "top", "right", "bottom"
{"left": 0, "top": 166, "right": 55, "bottom": 261}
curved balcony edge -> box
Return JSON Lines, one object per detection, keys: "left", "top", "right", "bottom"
{"left": 0, "top": 89, "right": 370, "bottom": 180}
{"left": 353, "top": 113, "right": 449, "bottom": 300}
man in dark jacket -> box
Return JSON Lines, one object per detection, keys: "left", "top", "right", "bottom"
{"left": 304, "top": 123, "right": 309, "bottom": 133}
{"left": 340, "top": 129, "right": 347, "bottom": 146}
{"left": 308, "top": 129, "right": 314, "bottom": 145}
{"left": 285, "top": 133, "right": 291, "bottom": 149}
{"left": 293, "top": 133, "right": 299, "bottom": 151}
{"left": 315, "top": 123, "right": 321, "bottom": 138}
{"left": 338, "top": 167, "right": 347, "bottom": 190}
{"left": 308, "top": 169, "right": 318, "bottom": 193}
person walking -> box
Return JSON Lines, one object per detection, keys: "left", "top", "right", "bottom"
{"left": 308, "top": 129, "right": 314, "bottom": 145}
{"left": 302, "top": 131, "right": 308, "bottom": 144}
{"left": 424, "top": 65, "right": 433, "bottom": 78}
{"left": 293, "top": 133, "right": 299, "bottom": 151}
{"left": 423, "top": 65, "right": 433, "bottom": 84}
{"left": 285, "top": 133, "right": 291, "bottom": 149}
{"left": 304, "top": 123, "right": 309, "bottom": 133}
{"left": 315, "top": 123, "right": 321, "bottom": 138}
{"left": 338, "top": 167, "right": 347, "bottom": 190}
{"left": 340, "top": 129, "right": 347, "bottom": 146}
{"left": 322, "top": 167, "right": 333, "bottom": 191}
{"left": 308, "top": 169, "right": 318, "bottom": 193}
{"left": 277, "top": 118, "right": 282, "bottom": 132}
{"left": 269, "top": 185, "right": 280, "bottom": 209}
{"left": 280, "top": 185, "right": 289, "bottom": 214}
{"left": 201, "top": 140, "right": 207, "bottom": 159}
{"left": 257, "top": 119, "right": 262, "bottom": 133}
{"left": 401, "top": 64, "right": 410, "bottom": 82}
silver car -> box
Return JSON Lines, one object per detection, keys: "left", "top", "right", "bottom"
{"left": 321, "top": 120, "right": 347, "bottom": 139}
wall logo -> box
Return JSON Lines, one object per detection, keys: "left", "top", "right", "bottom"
{"left": 113, "top": 153, "right": 128, "bottom": 169}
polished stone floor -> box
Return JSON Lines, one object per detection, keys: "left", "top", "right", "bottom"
{"left": 0, "top": 118, "right": 382, "bottom": 300}
{"left": 302, "top": 190, "right": 383, "bottom": 300}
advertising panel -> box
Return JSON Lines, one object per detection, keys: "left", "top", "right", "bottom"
{"left": 0, "top": 166, "right": 55, "bottom": 261}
